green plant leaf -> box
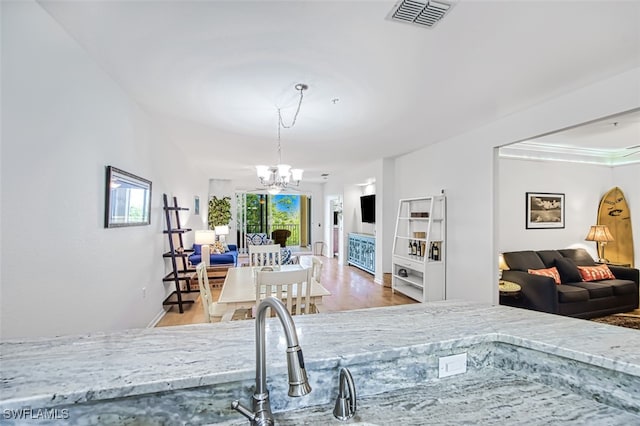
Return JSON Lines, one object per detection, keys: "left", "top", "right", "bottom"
{"left": 208, "top": 196, "right": 232, "bottom": 229}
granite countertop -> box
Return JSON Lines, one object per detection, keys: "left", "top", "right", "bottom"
{"left": 1, "top": 301, "right": 640, "bottom": 411}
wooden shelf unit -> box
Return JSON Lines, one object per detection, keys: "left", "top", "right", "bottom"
{"left": 161, "top": 193, "right": 197, "bottom": 313}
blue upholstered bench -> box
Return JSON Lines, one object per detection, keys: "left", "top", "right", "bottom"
{"left": 188, "top": 244, "right": 238, "bottom": 266}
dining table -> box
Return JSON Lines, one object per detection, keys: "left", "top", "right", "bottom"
{"left": 217, "top": 262, "right": 332, "bottom": 321}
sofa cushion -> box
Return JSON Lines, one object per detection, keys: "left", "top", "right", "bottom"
{"left": 281, "top": 248, "right": 293, "bottom": 265}
{"left": 577, "top": 264, "right": 615, "bottom": 281}
{"left": 537, "top": 250, "right": 564, "bottom": 268}
{"left": 556, "top": 285, "right": 590, "bottom": 303}
{"left": 189, "top": 249, "right": 238, "bottom": 266}
{"left": 559, "top": 248, "right": 596, "bottom": 266}
{"left": 503, "top": 251, "right": 545, "bottom": 271}
{"left": 554, "top": 257, "right": 583, "bottom": 284}
{"left": 597, "top": 279, "right": 637, "bottom": 296}
{"left": 567, "top": 281, "right": 614, "bottom": 299}
{"left": 193, "top": 244, "right": 202, "bottom": 255}
{"left": 246, "top": 233, "right": 273, "bottom": 246}
{"left": 528, "top": 267, "right": 561, "bottom": 284}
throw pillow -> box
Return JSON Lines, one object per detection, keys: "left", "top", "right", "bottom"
{"left": 222, "top": 242, "right": 230, "bottom": 253}
{"left": 528, "top": 267, "right": 561, "bottom": 285}
{"left": 211, "top": 241, "right": 225, "bottom": 254}
{"left": 577, "top": 264, "right": 615, "bottom": 282}
{"left": 554, "top": 257, "right": 583, "bottom": 283}
{"left": 193, "top": 244, "right": 202, "bottom": 255}
{"left": 281, "top": 248, "right": 292, "bottom": 264}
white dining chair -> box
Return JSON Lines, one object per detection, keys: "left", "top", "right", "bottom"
{"left": 196, "top": 262, "right": 226, "bottom": 323}
{"left": 249, "top": 244, "right": 282, "bottom": 267}
{"left": 310, "top": 256, "right": 323, "bottom": 284}
{"left": 255, "top": 268, "right": 315, "bottom": 316}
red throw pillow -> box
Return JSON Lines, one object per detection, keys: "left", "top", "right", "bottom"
{"left": 577, "top": 264, "right": 615, "bottom": 282}
{"left": 528, "top": 266, "right": 561, "bottom": 285}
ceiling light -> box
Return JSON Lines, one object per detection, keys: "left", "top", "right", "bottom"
{"left": 256, "top": 84, "right": 307, "bottom": 194}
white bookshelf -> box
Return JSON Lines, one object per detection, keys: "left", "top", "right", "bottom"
{"left": 391, "top": 195, "right": 446, "bottom": 302}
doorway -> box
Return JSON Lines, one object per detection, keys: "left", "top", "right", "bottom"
{"left": 236, "top": 192, "right": 312, "bottom": 253}
{"left": 329, "top": 198, "right": 343, "bottom": 259}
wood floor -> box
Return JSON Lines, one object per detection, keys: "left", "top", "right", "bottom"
{"left": 156, "top": 256, "right": 417, "bottom": 327}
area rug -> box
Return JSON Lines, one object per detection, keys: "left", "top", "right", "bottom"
{"left": 590, "top": 314, "right": 640, "bottom": 330}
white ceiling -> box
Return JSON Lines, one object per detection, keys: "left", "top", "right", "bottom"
{"left": 501, "top": 109, "right": 640, "bottom": 166}
{"left": 38, "top": 0, "right": 640, "bottom": 181}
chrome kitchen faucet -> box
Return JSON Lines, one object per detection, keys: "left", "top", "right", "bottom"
{"left": 231, "top": 297, "right": 311, "bottom": 425}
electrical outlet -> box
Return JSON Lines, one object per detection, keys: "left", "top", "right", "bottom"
{"left": 438, "top": 353, "right": 467, "bottom": 378}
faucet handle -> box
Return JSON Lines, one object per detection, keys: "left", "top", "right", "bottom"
{"left": 333, "top": 367, "right": 356, "bottom": 421}
{"left": 231, "top": 400, "right": 257, "bottom": 423}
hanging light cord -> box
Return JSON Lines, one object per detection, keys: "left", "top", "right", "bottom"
{"left": 276, "top": 85, "right": 306, "bottom": 164}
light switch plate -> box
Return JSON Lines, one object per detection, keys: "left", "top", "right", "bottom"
{"left": 438, "top": 353, "right": 467, "bottom": 378}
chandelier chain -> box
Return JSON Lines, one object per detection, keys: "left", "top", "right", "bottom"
{"left": 276, "top": 86, "right": 305, "bottom": 164}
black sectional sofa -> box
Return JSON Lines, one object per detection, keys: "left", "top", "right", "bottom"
{"left": 502, "top": 248, "right": 638, "bottom": 318}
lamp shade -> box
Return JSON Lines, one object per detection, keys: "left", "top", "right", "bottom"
{"left": 214, "top": 225, "right": 229, "bottom": 236}
{"left": 498, "top": 254, "right": 509, "bottom": 271}
{"left": 256, "top": 165, "right": 271, "bottom": 180}
{"left": 277, "top": 164, "right": 291, "bottom": 178}
{"left": 291, "top": 168, "right": 304, "bottom": 181}
{"left": 194, "top": 230, "right": 216, "bottom": 245}
{"left": 585, "top": 225, "right": 614, "bottom": 243}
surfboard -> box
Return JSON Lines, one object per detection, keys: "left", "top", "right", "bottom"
{"left": 597, "top": 187, "right": 635, "bottom": 267}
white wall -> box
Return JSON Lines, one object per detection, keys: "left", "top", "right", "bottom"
{"left": 498, "top": 158, "right": 613, "bottom": 259}
{"left": 394, "top": 67, "right": 640, "bottom": 304}
{"left": 612, "top": 163, "right": 640, "bottom": 267}
{"left": 498, "top": 158, "right": 639, "bottom": 267}
{"left": 322, "top": 159, "right": 392, "bottom": 284}
{"left": 1, "top": 1, "right": 208, "bottom": 338}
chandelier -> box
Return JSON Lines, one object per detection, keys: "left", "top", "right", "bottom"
{"left": 256, "top": 83, "right": 307, "bottom": 195}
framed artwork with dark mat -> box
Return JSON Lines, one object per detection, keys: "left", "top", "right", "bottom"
{"left": 526, "top": 192, "right": 565, "bottom": 229}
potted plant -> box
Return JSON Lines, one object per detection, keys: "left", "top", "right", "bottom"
{"left": 208, "top": 195, "right": 231, "bottom": 229}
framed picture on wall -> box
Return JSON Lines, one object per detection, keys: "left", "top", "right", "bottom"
{"left": 526, "top": 192, "right": 565, "bottom": 229}
{"left": 105, "top": 166, "right": 152, "bottom": 228}
{"left": 194, "top": 196, "right": 200, "bottom": 215}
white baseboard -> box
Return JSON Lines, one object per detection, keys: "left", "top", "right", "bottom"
{"left": 147, "top": 308, "right": 167, "bottom": 328}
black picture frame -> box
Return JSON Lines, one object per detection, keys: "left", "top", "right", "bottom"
{"left": 526, "top": 192, "right": 565, "bottom": 229}
{"left": 105, "top": 166, "right": 152, "bottom": 228}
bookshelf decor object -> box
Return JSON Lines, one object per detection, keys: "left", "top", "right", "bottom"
{"left": 391, "top": 195, "right": 446, "bottom": 302}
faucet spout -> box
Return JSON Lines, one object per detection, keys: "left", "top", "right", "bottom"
{"left": 232, "top": 297, "right": 311, "bottom": 425}
{"left": 333, "top": 367, "right": 356, "bottom": 421}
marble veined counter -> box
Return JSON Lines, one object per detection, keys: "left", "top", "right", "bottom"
{"left": 1, "top": 301, "right": 640, "bottom": 425}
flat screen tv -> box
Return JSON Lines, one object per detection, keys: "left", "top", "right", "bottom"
{"left": 360, "top": 194, "right": 375, "bottom": 223}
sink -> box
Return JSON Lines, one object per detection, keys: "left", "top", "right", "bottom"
{"left": 251, "top": 369, "right": 639, "bottom": 425}
{"left": 213, "top": 337, "right": 640, "bottom": 425}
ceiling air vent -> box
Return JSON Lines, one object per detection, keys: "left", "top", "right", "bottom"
{"left": 387, "top": 0, "right": 453, "bottom": 29}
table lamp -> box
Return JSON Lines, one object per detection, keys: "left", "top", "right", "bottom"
{"left": 214, "top": 225, "right": 230, "bottom": 243}
{"left": 498, "top": 253, "right": 509, "bottom": 281}
{"left": 195, "top": 230, "right": 217, "bottom": 267}
{"left": 585, "top": 225, "right": 614, "bottom": 263}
